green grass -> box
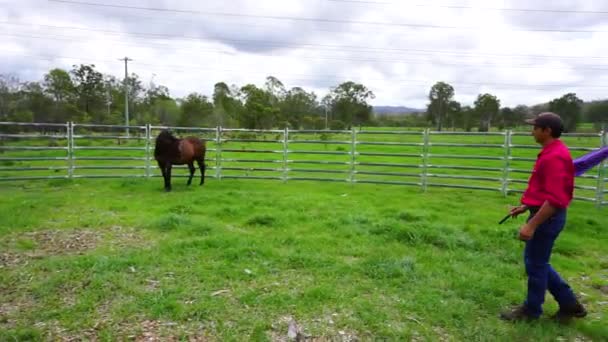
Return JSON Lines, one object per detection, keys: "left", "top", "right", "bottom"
{"left": 0, "top": 178, "right": 607, "bottom": 340}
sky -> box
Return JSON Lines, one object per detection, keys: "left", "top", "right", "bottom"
{"left": 1, "top": 0, "right": 608, "bottom": 109}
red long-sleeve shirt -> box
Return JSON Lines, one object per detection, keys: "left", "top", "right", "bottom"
{"left": 521, "top": 140, "right": 574, "bottom": 209}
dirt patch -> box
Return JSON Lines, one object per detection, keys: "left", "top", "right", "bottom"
{"left": 0, "top": 226, "right": 147, "bottom": 268}
{"left": 270, "top": 315, "right": 359, "bottom": 342}
{"left": 39, "top": 320, "right": 211, "bottom": 341}
{"left": 128, "top": 320, "right": 209, "bottom": 342}
{"left": 593, "top": 284, "right": 608, "bottom": 295}
{"left": 0, "top": 296, "right": 35, "bottom": 329}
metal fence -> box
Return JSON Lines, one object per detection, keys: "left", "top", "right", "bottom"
{"left": 1, "top": 121, "right": 606, "bottom": 206}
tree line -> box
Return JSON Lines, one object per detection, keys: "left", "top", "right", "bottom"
{"left": 425, "top": 82, "right": 607, "bottom": 132}
{"left": 0, "top": 65, "right": 606, "bottom": 131}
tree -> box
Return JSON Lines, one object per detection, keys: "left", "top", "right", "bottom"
{"left": 427, "top": 82, "right": 455, "bottom": 131}
{"left": 585, "top": 100, "right": 608, "bottom": 130}
{"left": 264, "top": 76, "right": 286, "bottom": 103}
{"left": 125, "top": 73, "right": 145, "bottom": 124}
{"left": 43, "top": 68, "right": 78, "bottom": 122}
{"left": 531, "top": 103, "right": 549, "bottom": 115}
{"left": 549, "top": 93, "right": 583, "bottom": 132}
{"left": 239, "top": 84, "right": 279, "bottom": 129}
{"left": 497, "top": 106, "right": 528, "bottom": 130}
{"left": 512, "top": 105, "right": 530, "bottom": 127}
{"left": 0, "top": 75, "right": 20, "bottom": 121}
{"left": 70, "top": 64, "right": 105, "bottom": 122}
{"left": 457, "top": 106, "right": 476, "bottom": 132}
{"left": 326, "top": 81, "right": 375, "bottom": 128}
{"left": 179, "top": 93, "right": 214, "bottom": 127}
{"left": 212, "top": 82, "right": 242, "bottom": 127}
{"left": 44, "top": 68, "right": 75, "bottom": 104}
{"left": 302, "top": 115, "right": 326, "bottom": 129}
{"left": 497, "top": 107, "right": 512, "bottom": 130}
{"left": 474, "top": 93, "right": 500, "bottom": 132}
{"left": 138, "top": 83, "right": 174, "bottom": 125}
{"left": 280, "top": 87, "right": 319, "bottom": 129}
{"left": 8, "top": 109, "right": 34, "bottom": 123}
{"left": 18, "top": 82, "right": 53, "bottom": 123}
{"left": 447, "top": 100, "right": 461, "bottom": 130}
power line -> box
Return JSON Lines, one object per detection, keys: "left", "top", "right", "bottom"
{"left": 47, "top": 0, "right": 608, "bottom": 33}
{"left": 326, "top": 0, "right": 608, "bottom": 15}
{"left": 22, "top": 2, "right": 601, "bottom": 47}
{"left": 3, "top": 22, "right": 608, "bottom": 62}
{"left": 0, "top": 33, "right": 236, "bottom": 56}
{"left": 2, "top": 50, "right": 607, "bottom": 91}
{"left": 4, "top": 32, "right": 608, "bottom": 72}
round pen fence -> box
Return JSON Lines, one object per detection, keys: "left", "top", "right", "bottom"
{"left": 1, "top": 121, "right": 606, "bottom": 206}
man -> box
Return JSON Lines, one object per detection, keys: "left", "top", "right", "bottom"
{"left": 500, "top": 112, "right": 587, "bottom": 323}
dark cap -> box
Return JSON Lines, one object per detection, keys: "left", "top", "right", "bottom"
{"left": 525, "top": 112, "right": 564, "bottom": 133}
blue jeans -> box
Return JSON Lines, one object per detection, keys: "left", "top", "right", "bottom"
{"left": 523, "top": 208, "right": 577, "bottom": 317}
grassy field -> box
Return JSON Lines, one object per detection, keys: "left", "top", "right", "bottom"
{"left": 0, "top": 178, "right": 607, "bottom": 341}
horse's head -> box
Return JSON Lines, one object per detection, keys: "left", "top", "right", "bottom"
{"left": 156, "top": 130, "right": 178, "bottom": 144}
{"left": 154, "top": 130, "right": 180, "bottom": 157}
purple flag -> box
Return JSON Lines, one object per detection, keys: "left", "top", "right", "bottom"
{"left": 574, "top": 146, "right": 608, "bottom": 176}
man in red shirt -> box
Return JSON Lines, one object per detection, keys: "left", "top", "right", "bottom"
{"left": 500, "top": 112, "right": 587, "bottom": 323}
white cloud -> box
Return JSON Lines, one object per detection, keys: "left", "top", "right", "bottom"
{"left": 1, "top": 0, "right": 608, "bottom": 108}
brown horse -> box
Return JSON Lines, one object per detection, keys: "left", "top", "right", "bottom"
{"left": 154, "top": 130, "right": 206, "bottom": 192}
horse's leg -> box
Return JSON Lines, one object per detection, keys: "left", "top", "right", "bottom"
{"left": 187, "top": 162, "right": 195, "bottom": 186}
{"left": 157, "top": 161, "right": 167, "bottom": 189}
{"left": 164, "top": 163, "right": 172, "bottom": 192}
{"left": 197, "top": 159, "right": 206, "bottom": 185}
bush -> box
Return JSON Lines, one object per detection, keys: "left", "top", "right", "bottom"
{"left": 329, "top": 120, "right": 346, "bottom": 130}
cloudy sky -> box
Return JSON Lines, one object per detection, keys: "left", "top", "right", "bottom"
{"left": 1, "top": 0, "right": 608, "bottom": 108}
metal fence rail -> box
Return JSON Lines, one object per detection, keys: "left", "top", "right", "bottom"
{"left": 1, "top": 121, "right": 606, "bottom": 206}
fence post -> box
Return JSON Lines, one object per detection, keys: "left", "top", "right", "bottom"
{"left": 350, "top": 127, "right": 357, "bottom": 184}
{"left": 501, "top": 130, "right": 512, "bottom": 196}
{"left": 421, "top": 129, "right": 430, "bottom": 192}
{"left": 283, "top": 127, "right": 289, "bottom": 183}
{"left": 67, "top": 121, "right": 74, "bottom": 179}
{"left": 215, "top": 126, "right": 222, "bottom": 180}
{"left": 145, "top": 124, "right": 151, "bottom": 178}
{"left": 596, "top": 128, "right": 607, "bottom": 207}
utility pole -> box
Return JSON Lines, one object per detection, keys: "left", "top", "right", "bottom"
{"left": 119, "top": 57, "right": 133, "bottom": 136}
{"left": 104, "top": 76, "right": 111, "bottom": 120}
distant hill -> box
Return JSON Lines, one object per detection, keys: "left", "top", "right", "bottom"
{"left": 373, "top": 106, "right": 423, "bottom": 115}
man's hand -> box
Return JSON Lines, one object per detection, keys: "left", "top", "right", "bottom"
{"left": 518, "top": 223, "right": 536, "bottom": 241}
{"left": 509, "top": 205, "right": 528, "bottom": 218}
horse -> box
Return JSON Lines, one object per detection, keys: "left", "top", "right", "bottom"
{"left": 154, "top": 130, "right": 206, "bottom": 192}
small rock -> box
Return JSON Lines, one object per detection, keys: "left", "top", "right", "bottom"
{"left": 211, "top": 289, "right": 230, "bottom": 296}
{"left": 288, "top": 318, "right": 300, "bottom": 340}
